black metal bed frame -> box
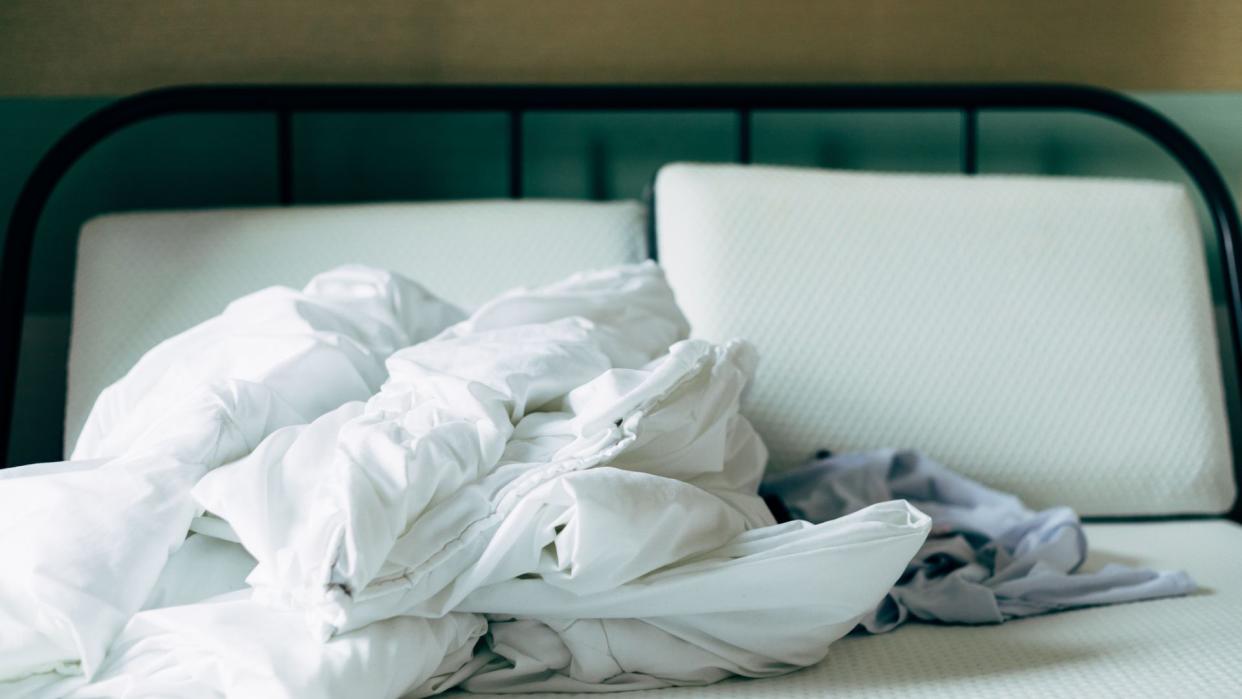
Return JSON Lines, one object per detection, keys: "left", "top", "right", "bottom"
{"left": 3, "top": 84, "right": 1241, "bottom": 514}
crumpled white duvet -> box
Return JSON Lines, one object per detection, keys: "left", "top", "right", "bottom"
{"left": 0, "top": 262, "right": 930, "bottom": 699}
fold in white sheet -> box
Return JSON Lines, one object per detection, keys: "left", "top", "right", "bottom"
{"left": 63, "top": 593, "right": 485, "bottom": 699}
{"left": 0, "top": 267, "right": 463, "bottom": 688}
{"left": 193, "top": 264, "right": 708, "bottom": 637}
{"left": 458, "top": 501, "right": 930, "bottom": 692}
{"left": 141, "top": 535, "right": 256, "bottom": 612}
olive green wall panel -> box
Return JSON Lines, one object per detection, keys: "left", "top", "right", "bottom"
{"left": 291, "top": 112, "right": 509, "bottom": 203}
{"left": 522, "top": 111, "right": 738, "bottom": 200}
{"left": 753, "top": 111, "right": 963, "bottom": 173}
{"left": 9, "top": 313, "right": 70, "bottom": 466}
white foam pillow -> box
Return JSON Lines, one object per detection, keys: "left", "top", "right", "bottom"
{"left": 67, "top": 199, "right": 646, "bottom": 454}
{"left": 656, "top": 163, "right": 1234, "bottom": 516}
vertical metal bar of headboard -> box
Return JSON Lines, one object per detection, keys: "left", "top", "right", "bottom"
{"left": 276, "top": 109, "right": 294, "bottom": 205}
{"left": 961, "top": 107, "right": 979, "bottom": 174}
{"left": 738, "top": 108, "right": 753, "bottom": 164}
{"left": 508, "top": 109, "right": 524, "bottom": 198}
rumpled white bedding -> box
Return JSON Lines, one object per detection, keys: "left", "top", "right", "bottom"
{"left": 0, "top": 262, "right": 930, "bottom": 698}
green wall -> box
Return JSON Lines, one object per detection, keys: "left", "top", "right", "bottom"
{"left": 3, "top": 93, "right": 1242, "bottom": 464}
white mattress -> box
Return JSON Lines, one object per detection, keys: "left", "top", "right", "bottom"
{"left": 468, "top": 519, "right": 1242, "bottom": 698}
{"left": 656, "top": 164, "right": 1235, "bottom": 516}
{"left": 67, "top": 200, "right": 646, "bottom": 454}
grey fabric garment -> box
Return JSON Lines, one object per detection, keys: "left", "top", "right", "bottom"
{"left": 760, "top": 449, "right": 1197, "bottom": 632}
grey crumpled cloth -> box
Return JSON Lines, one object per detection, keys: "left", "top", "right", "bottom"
{"left": 760, "top": 449, "right": 1196, "bottom": 633}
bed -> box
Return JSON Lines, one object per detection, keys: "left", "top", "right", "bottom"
{"left": 2, "top": 84, "right": 1240, "bottom": 696}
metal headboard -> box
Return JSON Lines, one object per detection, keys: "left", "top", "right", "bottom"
{"left": 3, "top": 84, "right": 1241, "bottom": 479}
